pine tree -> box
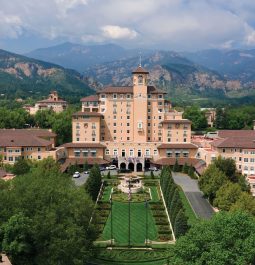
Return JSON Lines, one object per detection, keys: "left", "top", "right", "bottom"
{"left": 182, "top": 163, "right": 189, "bottom": 174}
{"left": 174, "top": 209, "right": 189, "bottom": 238}
{"left": 173, "top": 159, "right": 180, "bottom": 172}
{"left": 83, "top": 160, "right": 89, "bottom": 171}
{"left": 85, "top": 164, "right": 102, "bottom": 201}
{"left": 188, "top": 166, "right": 195, "bottom": 179}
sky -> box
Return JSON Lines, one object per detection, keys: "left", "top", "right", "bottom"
{"left": 1, "top": 0, "right": 255, "bottom": 53}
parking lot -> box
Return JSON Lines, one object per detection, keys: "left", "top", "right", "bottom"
{"left": 72, "top": 168, "right": 160, "bottom": 186}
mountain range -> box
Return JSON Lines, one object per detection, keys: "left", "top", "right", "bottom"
{"left": 0, "top": 49, "right": 94, "bottom": 103}
{"left": 2, "top": 42, "right": 255, "bottom": 105}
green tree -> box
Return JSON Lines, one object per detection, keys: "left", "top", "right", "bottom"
{"left": 183, "top": 105, "right": 208, "bottom": 130}
{"left": 173, "top": 159, "right": 180, "bottom": 172}
{"left": 171, "top": 212, "right": 255, "bottom": 265}
{"left": 213, "top": 156, "right": 237, "bottom": 182}
{"left": 83, "top": 160, "right": 89, "bottom": 171}
{"left": 150, "top": 171, "right": 155, "bottom": 179}
{"left": 199, "top": 164, "right": 228, "bottom": 203}
{"left": 182, "top": 163, "right": 189, "bottom": 174}
{"left": 230, "top": 192, "right": 255, "bottom": 216}
{"left": 85, "top": 164, "right": 102, "bottom": 201}
{"left": 188, "top": 166, "right": 195, "bottom": 179}
{"left": 214, "top": 182, "right": 243, "bottom": 211}
{"left": 215, "top": 107, "right": 227, "bottom": 129}
{"left": 13, "top": 159, "right": 31, "bottom": 175}
{"left": 174, "top": 209, "right": 189, "bottom": 238}
{"left": 0, "top": 158, "right": 97, "bottom": 265}
{"left": 2, "top": 213, "right": 33, "bottom": 264}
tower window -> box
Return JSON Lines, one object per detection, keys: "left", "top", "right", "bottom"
{"left": 138, "top": 75, "right": 143, "bottom": 85}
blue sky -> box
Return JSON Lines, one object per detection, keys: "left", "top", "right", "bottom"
{"left": 1, "top": 0, "right": 255, "bottom": 53}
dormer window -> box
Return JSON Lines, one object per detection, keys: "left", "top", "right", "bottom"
{"left": 113, "top": 94, "right": 117, "bottom": 99}
{"left": 138, "top": 75, "right": 143, "bottom": 85}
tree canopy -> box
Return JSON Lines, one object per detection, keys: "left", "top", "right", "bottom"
{"left": 0, "top": 158, "right": 97, "bottom": 265}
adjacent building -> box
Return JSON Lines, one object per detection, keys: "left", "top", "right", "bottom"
{"left": 24, "top": 91, "right": 68, "bottom": 115}
{"left": 61, "top": 66, "right": 199, "bottom": 172}
{"left": 0, "top": 129, "right": 64, "bottom": 164}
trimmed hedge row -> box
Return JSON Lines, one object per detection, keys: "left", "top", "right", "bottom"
{"left": 160, "top": 166, "right": 189, "bottom": 238}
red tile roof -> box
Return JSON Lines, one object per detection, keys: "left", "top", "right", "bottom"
{"left": 218, "top": 130, "right": 255, "bottom": 138}
{"left": 161, "top": 119, "right": 192, "bottom": 124}
{"left": 212, "top": 137, "right": 255, "bottom": 149}
{"left": 132, "top": 66, "right": 149, "bottom": 74}
{"left": 72, "top": 111, "right": 102, "bottom": 117}
{"left": 80, "top": 95, "right": 99, "bottom": 102}
{"left": 60, "top": 158, "right": 110, "bottom": 172}
{"left": 60, "top": 142, "right": 106, "bottom": 148}
{"left": 37, "top": 99, "right": 67, "bottom": 104}
{"left": 0, "top": 129, "right": 55, "bottom": 147}
{"left": 97, "top": 86, "right": 167, "bottom": 94}
{"left": 152, "top": 158, "right": 201, "bottom": 166}
{"left": 158, "top": 143, "right": 198, "bottom": 149}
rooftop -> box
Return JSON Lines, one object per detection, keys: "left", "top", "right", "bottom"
{"left": 72, "top": 111, "right": 102, "bottom": 117}
{"left": 97, "top": 85, "right": 167, "bottom": 94}
{"left": 132, "top": 66, "right": 149, "bottom": 74}
{"left": 157, "top": 143, "right": 198, "bottom": 149}
{"left": 80, "top": 95, "right": 99, "bottom": 102}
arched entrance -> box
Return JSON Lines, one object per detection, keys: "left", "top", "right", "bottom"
{"left": 120, "top": 162, "right": 126, "bottom": 170}
{"left": 112, "top": 159, "right": 118, "bottom": 167}
{"left": 128, "top": 162, "right": 134, "bottom": 171}
{"left": 136, "top": 163, "right": 143, "bottom": 172}
{"left": 145, "top": 159, "right": 150, "bottom": 170}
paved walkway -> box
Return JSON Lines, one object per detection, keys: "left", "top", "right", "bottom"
{"left": 172, "top": 172, "right": 214, "bottom": 219}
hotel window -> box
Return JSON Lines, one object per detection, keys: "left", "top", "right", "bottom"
{"left": 175, "top": 151, "right": 181, "bottom": 158}
{"left": 92, "top": 138, "right": 96, "bottom": 142}
{"left": 74, "top": 150, "right": 80, "bottom": 157}
{"left": 120, "top": 94, "right": 123, "bottom": 99}
{"left": 158, "top": 94, "right": 163, "bottom": 99}
{"left": 138, "top": 75, "right": 143, "bottom": 85}
{"left": 101, "top": 108, "right": 105, "bottom": 112}
{"left": 127, "top": 94, "right": 131, "bottom": 99}
{"left": 114, "top": 122, "right": 117, "bottom": 127}
{"left": 9, "top": 157, "right": 13, "bottom": 161}
{"left": 239, "top": 157, "right": 242, "bottom": 161}
{"left": 101, "top": 136, "right": 105, "bottom": 141}
{"left": 114, "top": 115, "right": 117, "bottom": 120}
{"left": 113, "top": 94, "right": 117, "bottom": 99}
{"left": 183, "top": 151, "right": 189, "bottom": 158}
{"left": 113, "top": 149, "right": 118, "bottom": 156}
{"left": 148, "top": 102, "right": 151, "bottom": 106}
{"left": 127, "top": 116, "right": 130, "bottom": 120}
{"left": 114, "top": 130, "right": 117, "bottom": 133}
{"left": 83, "top": 150, "right": 89, "bottom": 157}
{"left": 159, "top": 109, "right": 162, "bottom": 112}
{"left": 101, "top": 94, "right": 106, "bottom": 99}
{"left": 244, "top": 158, "right": 249, "bottom": 163}
{"left": 38, "top": 148, "right": 41, "bottom": 152}
{"left": 244, "top": 150, "right": 249, "bottom": 154}
{"left": 154, "top": 149, "right": 158, "bottom": 155}
{"left": 168, "top": 138, "right": 171, "bottom": 142}
{"left": 148, "top": 116, "right": 151, "bottom": 120}
{"left": 121, "top": 150, "right": 126, "bottom": 157}
{"left": 158, "top": 102, "right": 163, "bottom": 106}
{"left": 127, "top": 137, "right": 130, "bottom": 141}
{"left": 166, "top": 150, "right": 172, "bottom": 157}
{"left": 222, "top": 149, "right": 225, "bottom": 153}
{"left": 138, "top": 122, "right": 143, "bottom": 129}
{"left": 145, "top": 149, "right": 150, "bottom": 156}
{"left": 127, "top": 123, "right": 130, "bottom": 126}
{"left": 129, "top": 149, "right": 134, "bottom": 157}
{"left": 159, "top": 116, "right": 162, "bottom": 120}
{"left": 91, "top": 150, "right": 97, "bottom": 157}
{"left": 76, "top": 138, "right": 79, "bottom": 141}
{"left": 148, "top": 123, "right": 151, "bottom": 126}
{"left": 114, "top": 137, "right": 116, "bottom": 140}
{"left": 127, "top": 130, "right": 130, "bottom": 133}
{"left": 138, "top": 149, "right": 142, "bottom": 157}
{"left": 148, "top": 109, "right": 151, "bottom": 113}
{"left": 113, "top": 108, "right": 117, "bottom": 114}
{"left": 167, "top": 125, "right": 172, "bottom": 129}
{"left": 184, "top": 138, "right": 187, "bottom": 142}
{"left": 76, "top": 123, "right": 80, "bottom": 129}
{"left": 148, "top": 94, "right": 151, "bottom": 98}
{"left": 251, "top": 158, "right": 255, "bottom": 162}
{"left": 159, "top": 137, "right": 162, "bottom": 141}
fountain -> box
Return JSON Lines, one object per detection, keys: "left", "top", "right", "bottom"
{"left": 118, "top": 176, "right": 143, "bottom": 194}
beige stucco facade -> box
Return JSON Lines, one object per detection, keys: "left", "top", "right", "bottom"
{"left": 63, "top": 66, "right": 198, "bottom": 171}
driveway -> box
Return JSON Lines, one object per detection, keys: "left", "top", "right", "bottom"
{"left": 72, "top": 172, "right": 89, "bottom": 186}
{"left": 172, "top": 172, "right": 214, "bottom": 219}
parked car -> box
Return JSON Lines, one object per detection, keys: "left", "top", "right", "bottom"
{"left": 106, "top": 165, "right": 117, "bottom": 170}
{"left": 83, "top": 170, "right": 90, "bottom": 174}
{"left": 99, "top": 166, "right": 106, "bottom": 171}
{"left": 118, "top": 168, "right": 132, "bottom": 173}
{"left": 72, "top": 171, "right": 80, "bottom": 178}
{"left": 148, "top": 166, "right": 159, "bottom": 171}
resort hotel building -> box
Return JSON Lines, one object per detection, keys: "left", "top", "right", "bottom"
{"left": 61, "top": 66, "right": 198, "bottom": 172}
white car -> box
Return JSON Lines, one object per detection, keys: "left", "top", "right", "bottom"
{"left": 148, "top": 166, "right": 159, "bottom": 171}
{"left": 106, "top": 165, "right": 117, "bottom": 170}
{"left": 72, "top": 171, "right": 80, "bottom": 178}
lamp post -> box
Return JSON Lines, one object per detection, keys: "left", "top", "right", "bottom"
{"left": 128, "top": 179, "right": 131, "bottom": 247}
{"left": 145, "top": 199, "right": 148, "bottom": 247}
{"left": 110, "top": 193, "right": 113, "bottom": 246}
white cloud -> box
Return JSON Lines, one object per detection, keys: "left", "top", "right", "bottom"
{"left": 0, "top": 11, "right": 23, "bottom": 38}
{"left": 54, "top": 0, "right": 88, "bottom": 16}
{"left": 101, "top": 25, "right": 138, "bottom": 40}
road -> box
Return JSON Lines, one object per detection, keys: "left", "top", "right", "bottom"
{"left": 172, "top": 172, "right": 214, "bottom": 219}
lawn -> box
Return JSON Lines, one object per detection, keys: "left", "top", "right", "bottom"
{"left": 178, "top": 187, "right": 198, "bottom": 226}
{"left": 101, "top": 201, "right": 158, "bottom": 245}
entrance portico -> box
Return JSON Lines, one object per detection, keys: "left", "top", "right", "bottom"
{"left": 118, "top": 157, "right": 145, "bottom": 172}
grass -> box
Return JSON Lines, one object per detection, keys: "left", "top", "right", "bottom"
{"left": 101, "top": 201, "right": 158, "bottom": 245}
{"left": 101, "top": 186, "right": 112, "bottom": 202}
{"left": 178, "top": 187, "right": 198, "bottom": 226}
{"left": 150, "top": 186, "right": 160, "bottom": 202}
